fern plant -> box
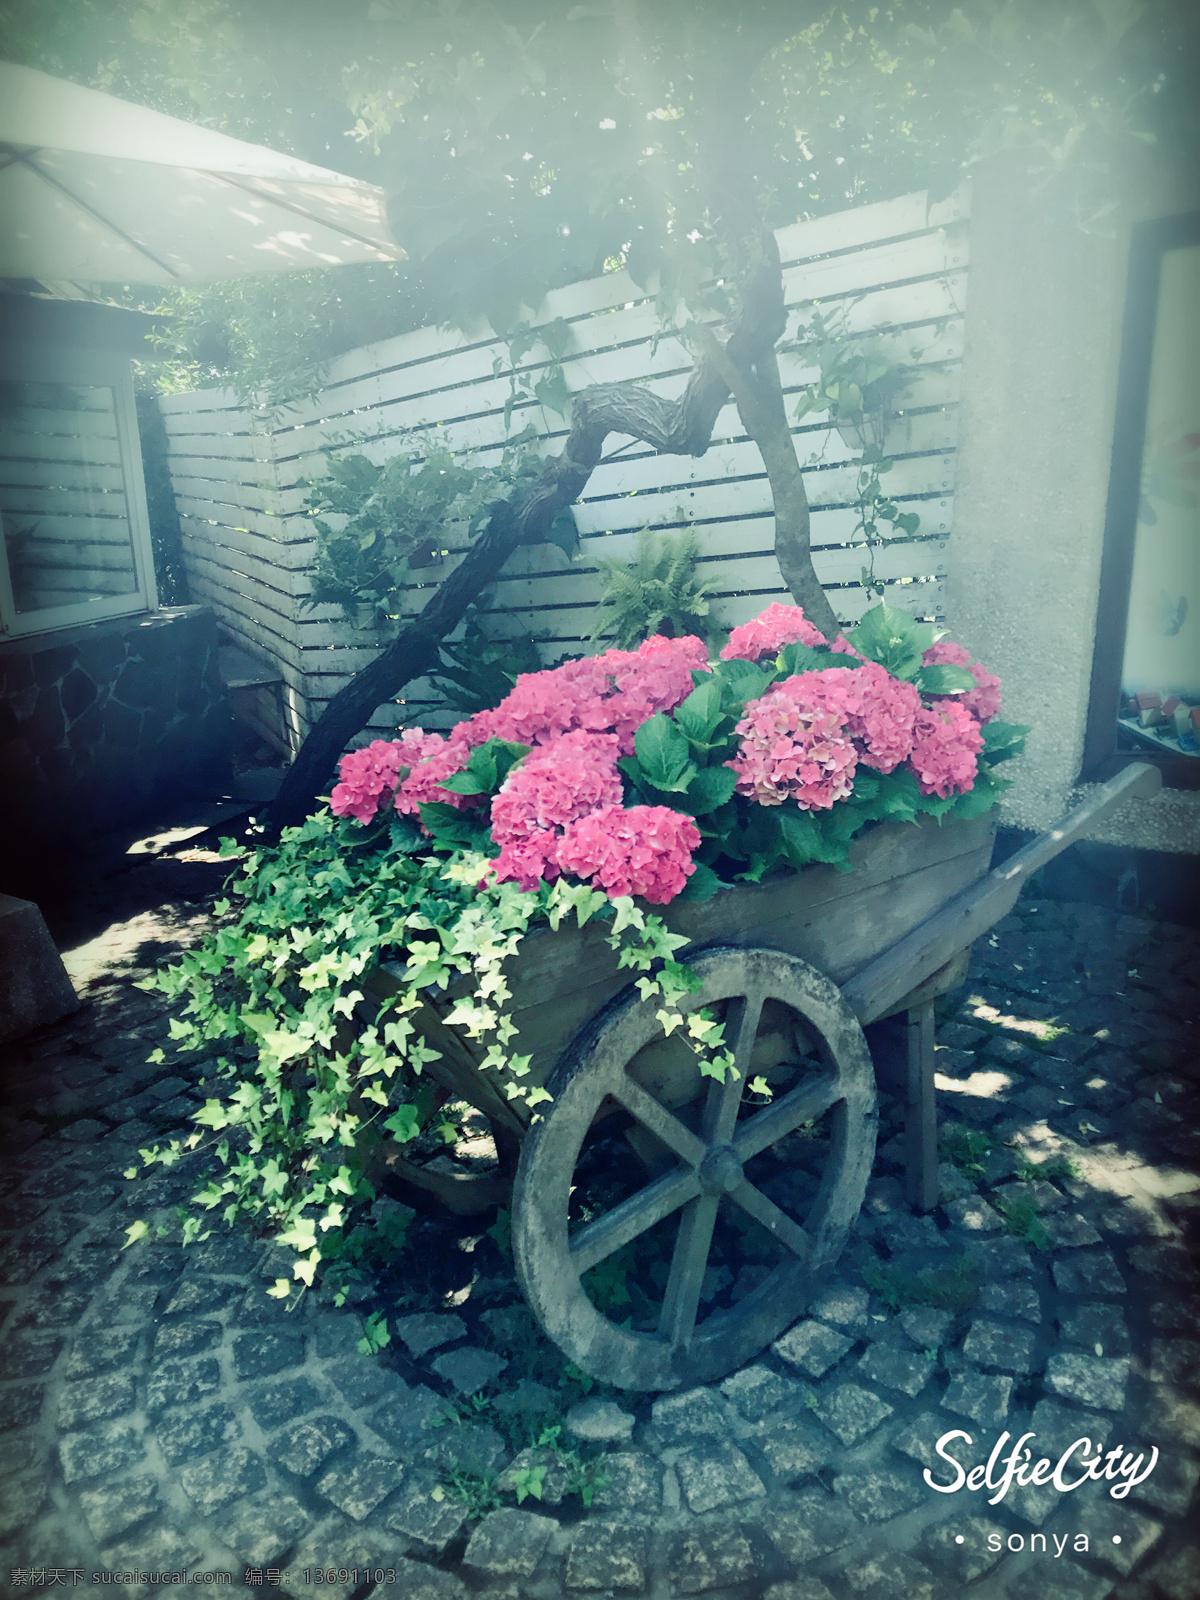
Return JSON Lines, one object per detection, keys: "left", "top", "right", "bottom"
{"left": 591, "top": 529, "right": 718, "bottom": 649}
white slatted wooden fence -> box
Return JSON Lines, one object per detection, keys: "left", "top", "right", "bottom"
{"left": 158, "top": 183, "right": 969, "bottom": 750}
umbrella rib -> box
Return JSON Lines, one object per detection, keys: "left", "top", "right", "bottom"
{"left": 4, "top": 147, "right": 182, "bottom": 280}
{"left": 212, "top": 173, "right": 401, "bottom": 256}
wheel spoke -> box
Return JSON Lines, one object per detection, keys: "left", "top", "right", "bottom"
{"left": 657, "top": 1193, "right": 720, "bottom": 1346}
{"left": 733, "top": 1072, "right": 842, "bottom": 1163}
{"left": 704, "top": 988, "right": 764, "bottom": 1145}
{"left": 569, "top": 1164, "right": 701, "bottom": 1276}
{"left": 612, "top": 1074, "right": 707, "bottom": 1167}
{"left": 727, "top": 1179, "right": 812, "bottom": 1260}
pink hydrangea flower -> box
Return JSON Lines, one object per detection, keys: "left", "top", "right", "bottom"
{"left": 489, "top": 731, "right": 623, "bottom": 846}
{"left": 330, "top": 738, "right": 411, "bottom": 825}
{"left": 825, "top": 660, "right": 920, "bottom": 774}
{"left": 907, "top": 700, "right": 983, "bottom": 797}
{"left": 727, "top": 673, "right": 860, "bottom": 810}
{"left": 922, "top": 640, "right": 1003, "bottom": 724}
{"left": 720, "top": 602, "right": 828, "bottom": 662}
{"left": 556, "top": 804, "right": 700, "bottom": 904}
{"left": 466, "top": 634, "right": 706, "bottom": 755}
{"left": 392, "top": 730, "right": 475, "bottom": 816}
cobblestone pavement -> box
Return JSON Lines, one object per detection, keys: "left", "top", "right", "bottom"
{"left": 1, "top": 852, "right": 1198, "bottom": 1600}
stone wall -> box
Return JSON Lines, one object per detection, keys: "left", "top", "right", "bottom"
{"left": 0, "top": 606, "right": 231, "bottom": 887}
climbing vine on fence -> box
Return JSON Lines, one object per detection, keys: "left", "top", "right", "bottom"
{"left": 790, "top": 306, "right": 929, "bottom": 600}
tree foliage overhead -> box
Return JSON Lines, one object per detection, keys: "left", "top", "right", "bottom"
{"left": 3, "top": 0, "right": 1196, "bottom": 395}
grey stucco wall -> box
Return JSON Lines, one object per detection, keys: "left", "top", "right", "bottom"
{"left": 945, "top": 153, "right": 1200, "bottom": 856}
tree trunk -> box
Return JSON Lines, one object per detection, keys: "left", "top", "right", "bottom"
{"left": 265, "top": 247, "right": 787, "bottom": 832}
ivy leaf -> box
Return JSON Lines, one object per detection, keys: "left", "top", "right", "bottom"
{"left": 633, "top": 713, "right": 695, "bottom": 792}
{"left": 121, "top": 1219, "right": 149, "bottom": 1250}
{"left": 847, "top": 603, "right": 935, "bottom": 680}
{"left": 982, "top": 721, "right": 1030, "bottom": 764}
{"left": 914, "top": 663, "right": 978, "bottom": 695}
{"left": 383, "top": 1104, "right": 420, "bottom": 1143}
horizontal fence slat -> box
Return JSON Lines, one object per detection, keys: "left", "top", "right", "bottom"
{"left": 163, "top": 187, "right": 969, "bottom": 759}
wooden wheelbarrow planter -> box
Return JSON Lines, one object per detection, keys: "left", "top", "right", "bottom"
{"left": 367, "top": 762, "right": 1160, "bottom": 1391}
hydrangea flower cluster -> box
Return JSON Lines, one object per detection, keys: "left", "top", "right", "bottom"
{"left": 556, "top": 804, "right": 701, "bottom": 904}
{"left": 468, "top": 633, "right": 707, "bottom": 754}
{"left": 720, "top": 601, "right": 861, "bottom": 665}
{"left": 922, "top": 640, "right": 1002, "bottom": 725}
{"left": 329, "top": 600, "right": 1006, "bottom": 905}
{"left": 721, "top": 601, "right": 828, "bottom": 661}
{"left": 489, "top": 731, "right": 624, "bottom": 892}
{"left": 908, "top": 700, "right": 984, "bottom": 798}
{"left": 727, "top": 676, "right": 860, "bottom": 809}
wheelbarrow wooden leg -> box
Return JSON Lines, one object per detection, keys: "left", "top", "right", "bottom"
{"left": 906, "top": 1001, "right": 939, "bottom": 1211}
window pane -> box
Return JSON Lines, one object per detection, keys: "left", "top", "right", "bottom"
{"left": 1118, "top": 242, "right": 1200, "bottom": 759}
{"left": 0, "top": 378, "right": 139, "bottom": 616}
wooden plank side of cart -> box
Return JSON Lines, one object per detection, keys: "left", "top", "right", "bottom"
{"left": 373, "top": 810, "right": 999, "bottom": 1133}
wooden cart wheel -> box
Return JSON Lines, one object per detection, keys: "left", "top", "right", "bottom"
{"left": 511, "top": 946, "right": 877, "bottom": 1390}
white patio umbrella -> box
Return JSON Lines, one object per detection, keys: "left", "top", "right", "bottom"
{"left": 0, "top": 61, "right": 404, "bottom": 285}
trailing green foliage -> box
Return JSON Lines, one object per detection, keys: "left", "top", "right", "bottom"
{"left": 303, "top": 431, "right": 576, "bottom": 625}
{"left": 130, "top": 801, "right": 734, "bottom": 1300}
{"left": 938, "top": 1123, "right": 994, "bottom": 1177}
{"left": 592, "top": 529, "right": 719, "bottom": 650}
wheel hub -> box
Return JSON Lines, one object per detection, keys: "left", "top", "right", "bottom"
{"left": 697, "top": 1143, "right": 743, "bottom": 1195}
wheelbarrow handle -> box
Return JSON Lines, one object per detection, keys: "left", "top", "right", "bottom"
{"left": 843, "top": 761, "right": 1162, "bottom": 1026}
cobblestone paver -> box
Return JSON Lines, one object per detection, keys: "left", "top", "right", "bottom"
{"left": 1, "top": 859, "right": 1197, "bottom": 1599}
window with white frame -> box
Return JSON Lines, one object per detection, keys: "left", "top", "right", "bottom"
{"left": 0, "top": 342, "right": 158, "bottom": 636}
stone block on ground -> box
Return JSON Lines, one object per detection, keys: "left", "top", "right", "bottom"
{"left": 755, "top": 1417, "right": 829, "bottom": 1481}
{"left": 179, "top": 1444, "right": 267, "bottom": 1515}
{"left": 667, "top": 1525, "right": 757, "bottom": 1594}
{"left": 248, "top": 1376, "right": 324, "bottom": 1432}
{"left": 378, "top": 1467, "right": 469, "bottom": 1554}
{"left": 565, "top": 1519, "right": 650, "bottom": 1592}
{"left": 921, "top": 1515, "right": 1007, "bottom": 1584}
{"left": 856, "top": 1343, "right": 935, "bottom": 1397}
{"left": 844, "top": 1552, "right": 935, "bottom": 1599}
{"left": 153, "top": 1403, "right": 241, "bottom": 1466}
{"left": 651, "top": 1386, "right": 729, "bottom": 1442}
{"left": 565, "top": 1396, "right": 635, "bottom": 1443}
{"left": 1044, "top": 1352, "right": 1129, "bottom": 1412}
{"left": 720, "top": 1363, "right": 811, "bottom": 1423}
{"left": 222, "top": 1493, "right": 310, "bottom": 1565}
{"left": 368, "top": 1384, "right": 444, "bottom": 1451}
{"left": 589, "top": 1452, "right": 662, "bottom": 1514}
{"left": 673, "top": 1441, "right": 766, "bottom": 1514}
{"left": 979, "top": 1281, "right": 1042, "bottom": 1322}
{"left": 316, "top": 1453, "right": 405, "bottom": 1521}
{"left": 462, "top": 1507, "right": 557, "bottom": 1579}
{"left": 899, "top": 1308, "right": 952, "bottom": 1348}
{"left": 773, "top": 1320, "right": 855, "bottom": 1379}
{"left": 1052, "top": 1250, "right": 1125, "bottom": 1297}
{"left": 384, "top": 1561, "right": 466, "bottom": 1600}
{"left": 807, "top": 1283, "right": 869, "bottom": 1333}
{"left": 277, "top": 1416, "right": 356, "bottom": 1478}
{"left": 78, "top": 1476, "right": 160, "bottom": 1545}
{"left": 962, "top": 1317, "right": 1039, "bottom": 1374}
{"left": 942, "top": 1367, "right": 1013, "bottom": 1427}
{"left": 0, "top": 893, "right": 80, "bottom": 1044}
{"left": 58, "top": 1420, "right": 146, "bottom": 1485}
{"left": 0, "top": 1472, "right": 47, "bottom": 1541}
{"left": 101, "top": 1527, "right": 203, "bottom": 1594}
{"left": 762, "top": 1485, "right": 860, "bottom": 1564}
{"left": 811, "top": 1383, "right": 893, "bottom": 1447}
{"left": 394, "top": 1311, "right": 467, "bottom": 1358}
{"left": 430, "top": 1344, "right": 507, "bottom": 1395}
{"left": 834, "top": 1464, "right": 926, "bottom": 1522}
